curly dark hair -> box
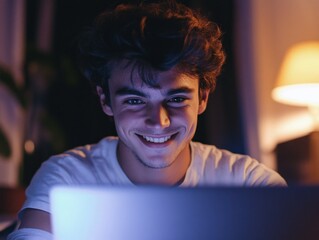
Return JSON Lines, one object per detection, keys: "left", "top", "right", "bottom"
{"left": 77, "top": 0, "right": 225, "bottom": 104}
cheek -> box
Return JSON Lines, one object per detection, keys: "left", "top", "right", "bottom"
{"left": 114, "top": 111, "right": 133, "bottom": 124}
{"left": 170, "top": 107, "right": 198, "bottom": 126}
{"left": 113, "top": 104, "right": 199, "bottom": 128}
{"left": 113, "top": 109, "right": 145, "bottom": 128}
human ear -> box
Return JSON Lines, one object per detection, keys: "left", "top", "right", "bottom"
{"left": 96, "top": 86, "right": 113, "bottom": 116}
{"left": 198, "top": 89, "right": 210, "bottom": 115}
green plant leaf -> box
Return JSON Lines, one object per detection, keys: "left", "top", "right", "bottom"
{"left": 0, "top": 128, "right": 11, "bottom": 158}
{"left": 0, "top": 66, "right": 26, "bottom": 108}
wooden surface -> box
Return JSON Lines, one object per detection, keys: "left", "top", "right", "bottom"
{"left": 0, "top": 187, "right": 25, "bottom": 215}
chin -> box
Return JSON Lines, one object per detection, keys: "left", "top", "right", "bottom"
{"left": 139, "top": 156, "right": 176, "bottom": 169}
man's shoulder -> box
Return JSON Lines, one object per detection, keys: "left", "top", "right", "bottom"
{"left": 45, "top": 136, "right": 119, "bottom": 167}
{"left": 190, "top": 141, "right": 258, "bottom": 177}
{"left": 190, "top": 141, "right": 287, "bottom": 186}
{"left": 65, "top": 136, "right": 118, "bottom": 155}
{"left": 30, "top": 136, "right": 120, "bottom": 185}
{"left": 190, "top": 141, "right": 249, "bottom": 161}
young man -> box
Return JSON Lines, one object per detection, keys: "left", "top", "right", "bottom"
{"left": 9, "top": 1, "right": 286, "bottom": 239}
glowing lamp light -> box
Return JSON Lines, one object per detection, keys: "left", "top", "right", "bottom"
{"left": 272, "top": 41, "right": 319, "bottom": 129}
{"left": 24, "top": 139, "right": 35, "bottom": 154}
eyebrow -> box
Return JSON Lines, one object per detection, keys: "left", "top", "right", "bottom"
{"left": 115, "top": 86, "right": 195, "bottom": 97}
{"left": 115, "top": 87, "right": 148, "bottom": 97}
{"left": 166, "top": 87, "right": 195, "bottom": 96}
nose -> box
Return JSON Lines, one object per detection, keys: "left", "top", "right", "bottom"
{"left": 145, "top": 104, "right": 170, "bottom": 129}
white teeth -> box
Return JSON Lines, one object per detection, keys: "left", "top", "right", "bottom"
{"left": 143, "top": 135, "right": 171, "bottom": 143}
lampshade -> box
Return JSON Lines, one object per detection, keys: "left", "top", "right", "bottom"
{"left": 272, "top": 41, "right": 319, "bottom": 106}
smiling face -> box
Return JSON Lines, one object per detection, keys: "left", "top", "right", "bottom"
{"left": 97, "top": 63, "right": 209, "bottom": 184}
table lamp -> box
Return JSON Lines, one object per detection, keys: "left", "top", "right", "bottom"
{"left": 272, "top": 41, "right": 319, "bottom": 130}
{"left": 272, "top": 41, "right": 319, "bottom": 184}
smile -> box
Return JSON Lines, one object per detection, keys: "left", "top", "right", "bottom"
{"left": 142, "top": 135, "right": 171, "bottom": 143}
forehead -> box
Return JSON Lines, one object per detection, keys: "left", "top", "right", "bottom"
{"left": 108, "top": 62, "right": 199, "bottom": 90}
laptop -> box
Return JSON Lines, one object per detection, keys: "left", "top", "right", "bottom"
{"left": 50, "top": 186, "right": 319, "bottom": 240}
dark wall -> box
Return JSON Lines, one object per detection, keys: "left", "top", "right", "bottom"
{"left": 190, "top": 0, "right": 245, "bottom": 154}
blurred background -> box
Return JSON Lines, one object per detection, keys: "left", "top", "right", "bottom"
{"left": 1, "top": 0, "right": 319, "bottom": 190}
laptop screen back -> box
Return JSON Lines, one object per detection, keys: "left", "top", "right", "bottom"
{"left": 50, "top": 186, "right": 319, "bottom": 240}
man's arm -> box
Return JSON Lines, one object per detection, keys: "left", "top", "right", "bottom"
{"left": 7, "top": 209, "right": 52, "bottom": 240}
{"left": 19, "top": 208, "right": 52, "bottom": 233}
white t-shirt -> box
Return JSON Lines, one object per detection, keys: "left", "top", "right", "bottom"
{"left": 21, "top": 136, "right": 286, "bottom": 214}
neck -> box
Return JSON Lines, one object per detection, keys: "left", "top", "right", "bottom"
{"left": 117, "top": 141, "right": 191, "bottom": 186}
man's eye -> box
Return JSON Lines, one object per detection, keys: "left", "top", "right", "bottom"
{"left": 168, "top": 97, "right": 186, "bottom": 103}
{"left": 125, "top": 99, "right": 144, "bottom": 105}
